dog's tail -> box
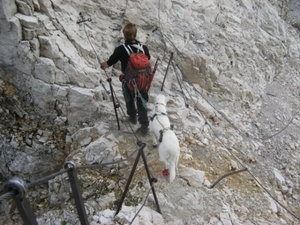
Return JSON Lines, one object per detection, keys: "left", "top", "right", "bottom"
{"left": 168, "top": 151, "right": 180, "bottom": 182}
{"left": 168, "top": 160, "right": 176, "bottom": 182}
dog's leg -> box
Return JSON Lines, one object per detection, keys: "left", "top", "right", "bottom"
{"left": 149, "top": 121, "right": 158, "bottom": 147}
{"left": 158, "top": 147, "right": 170, "bottom": 168}
{"left": 175, "top": 154, "right": 179, "bottom": 175}
{"left": 151, "top": 131, "right": 158, "bottom": 147}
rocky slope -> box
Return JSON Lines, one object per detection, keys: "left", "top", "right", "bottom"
{"left": 0, "top": 0, "right": 300, "bottom": 224}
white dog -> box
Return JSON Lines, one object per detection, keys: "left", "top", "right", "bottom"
{"left": 149, "top": 94, "right": 180, "bottom": 182}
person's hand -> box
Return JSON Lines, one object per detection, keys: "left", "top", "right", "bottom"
{"left": 101, "top": 61, "right": 109, "bottom": 70}
{"left": 119, "top": 74, "right": 125, "bottom": 82}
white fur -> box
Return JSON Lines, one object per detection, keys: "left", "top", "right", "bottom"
{"left": 149, "top": 94, "right": 180, "bottom": 182}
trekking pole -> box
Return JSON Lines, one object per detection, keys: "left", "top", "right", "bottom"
{"left": 160, "top": 52, "right": 173, "bottom": 91}
{"left": 107, "top": 77, "right": 120, "bottom": 130}
{"left": 148, "top": 57, "right": 160, "bottom": 88}
{"left": 152, "top": 57, "right": 160, "bottom": 74}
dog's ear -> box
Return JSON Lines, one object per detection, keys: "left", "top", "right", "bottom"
{"left": 156, "top": 94, "right": 165, "bottom": 103}
{"left": 161, "top": 95, "right": 166, "bottom": 103}
{"left": 164, "top": 95, "right": 169, "bottom": 104}
{"left": 155, "top": 95, "right": 160, "bottom": 103}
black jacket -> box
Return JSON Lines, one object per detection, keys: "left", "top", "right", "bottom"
{"left": 107, "top": 40, "right": 151, "bottom": 72}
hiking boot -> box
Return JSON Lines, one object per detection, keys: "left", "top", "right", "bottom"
{"left": 128, "top": 116, "right": 137, "bottom": 125}
{"left": 140, "top": 124, "right": 148, "bottom": 136}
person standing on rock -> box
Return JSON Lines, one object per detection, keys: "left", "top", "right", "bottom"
{"left": 101, "top": 23, "right": 151, "bottom": 136}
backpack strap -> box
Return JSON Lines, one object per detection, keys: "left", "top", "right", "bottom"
{"left": 123, "top": 43, "right": 145, "bottom": 55}
{"left": 131, "top": 43, "right": 145, "bottom": 54}
{"left": 123, "top": 44, "right": 133, "bottom": 56}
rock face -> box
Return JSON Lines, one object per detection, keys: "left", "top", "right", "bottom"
{"left": 1, "top": 0, "right": 300, "bottom": 224}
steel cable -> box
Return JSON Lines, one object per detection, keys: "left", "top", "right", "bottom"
{"left": 0, "top": 190, "right": 16, "bottom": 204}
{"left": 77, "top": 146, "right": 139, "bottom": 170}
{"left": 155, "top": 27, "right": 300, "bottom": 222}
{"left": 129, "top": 183, "right": 154, "bottom": 225}
{"left": 27, "top": 168, "right": 70, "bottom": 188}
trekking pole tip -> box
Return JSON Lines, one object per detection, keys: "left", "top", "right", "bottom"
{"left": 152, "top": 27, "right": 158, "bottom": 33}
{"left": 151, "top": 178, "right": 158, "bottom": 183}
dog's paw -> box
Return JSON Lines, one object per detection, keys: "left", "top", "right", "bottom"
{"left": 162, "top": 169, "right": 169, "bottom": 177}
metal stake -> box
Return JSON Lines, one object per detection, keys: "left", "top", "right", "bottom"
{"left": 65, "top": 161, "right": 89, "bottom": 225}
{"left": 140, "top": 144, "right": 161, "bottom": 213}
{"left": 115, "top": 142, "right": 161, "bottom": 216}
{"left": 3, "top": 177, "right": 38, "bottom": 225}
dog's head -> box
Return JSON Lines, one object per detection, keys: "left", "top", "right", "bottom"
{"left": 155, "top": 94, "right": 166, "bottom": 106}
{"left": 153, "top": 94, "right": 167, "bottom": 114}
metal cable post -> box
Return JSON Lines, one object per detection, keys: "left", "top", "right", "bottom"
{"left": 115, "top": 141, "right": 161, "bottom": 216}
{"left": 3, "top": 177, "right": 38, "bottom": 225}
{"left": 64, "top": 161, "right": 89, "bottom": 225}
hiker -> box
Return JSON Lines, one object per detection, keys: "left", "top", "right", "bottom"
{"left": 101, "top": 23, "right": 151, "bottom": 135}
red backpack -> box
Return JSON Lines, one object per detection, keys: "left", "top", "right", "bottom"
{"left": 123, "top": 43, "right": 153, "bottom": 92}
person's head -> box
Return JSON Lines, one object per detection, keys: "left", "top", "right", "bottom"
{"left": 123, "top": 23, "right": 137, "bottom": 42}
